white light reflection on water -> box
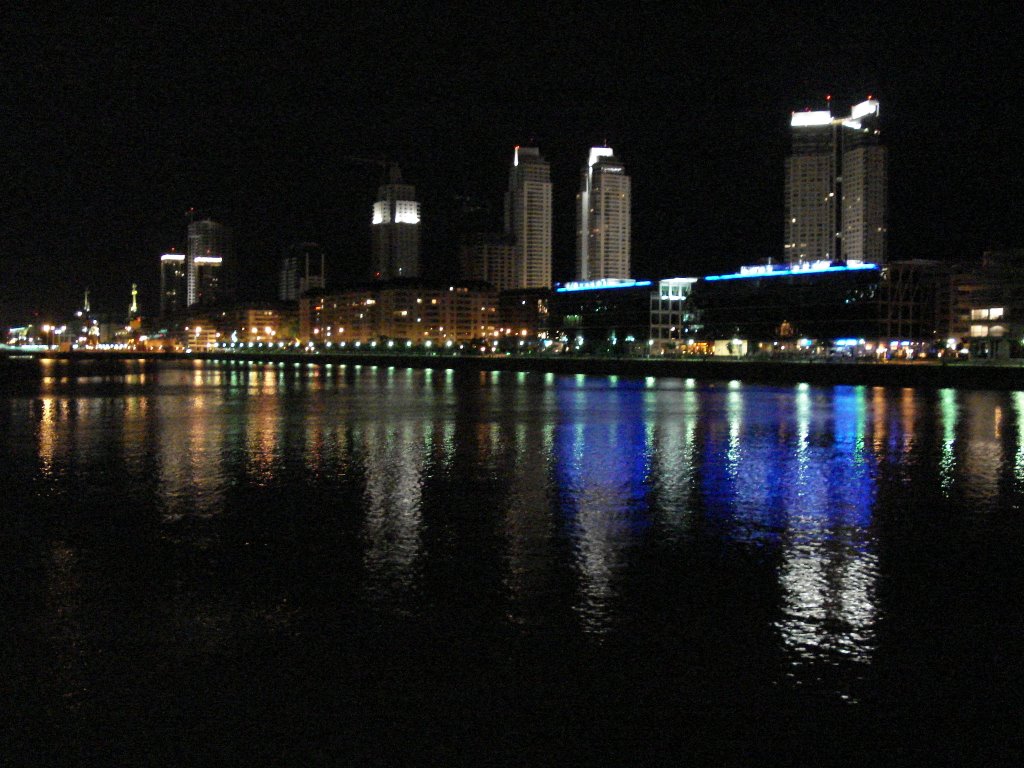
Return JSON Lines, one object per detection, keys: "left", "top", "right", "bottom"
{"left": 358, "top": 384, "right": 431, "bottom": 609}
{"left": 775, "top": 384, "right": 878, "bottom": 677}
{"left": 648, "top": 378, "right": 699, "bottom": 537}
{"left": 697, "top": 383, "right": 879, "bottom": 673}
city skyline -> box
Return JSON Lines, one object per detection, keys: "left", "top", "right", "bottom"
{"left": 4, "top": 5, "right": 1023, "bottom": 326}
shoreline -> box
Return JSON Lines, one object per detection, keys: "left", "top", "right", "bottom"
{"left": 4, "top": 349, "right": 1024, "bottom": 390}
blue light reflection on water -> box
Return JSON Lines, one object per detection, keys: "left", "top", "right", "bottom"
{"left": 553, "top": 376, "right": 652, "bottom": 633}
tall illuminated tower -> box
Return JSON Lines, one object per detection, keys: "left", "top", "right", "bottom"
{"left": 784, "top": 98, "right": 886, "bottom": 266}
{"left": 186, "top": 219, "right": 231, "bottom": 307}
{"left": 840, "top": 100, "right": 886, "bottom": 265}
{"left": 576, "top": 147, "right": 631, "bottom": 282}
{"left": 371, "top": 164, "right": 420, "bottom": 279}
{"left": 505, "top": 146, "right": 552, "bottom": 288}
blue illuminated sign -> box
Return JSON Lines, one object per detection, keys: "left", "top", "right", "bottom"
{"left": 704, "top": 263, "right": 879, "bottom": 281}
{"left": 556, "top": 280, "right": 653, "bottom": 293}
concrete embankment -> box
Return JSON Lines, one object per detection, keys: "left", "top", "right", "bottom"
{"left": 5, "top": 350, "right": 1024, "bottom": 390}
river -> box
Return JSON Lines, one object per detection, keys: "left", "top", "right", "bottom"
{"left": 2, "top": 359, "right": 1020, "bottom": 765}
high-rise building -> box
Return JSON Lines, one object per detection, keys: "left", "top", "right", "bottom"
{"left": 186, "top": 219, "right": 231, "bottom": 307}
{"left": 841, "top": 101, "right": 887, "bottom": 265}
{"left": 459, "top": 233, "right": 518, "bottom": 292}
{"left": 371, "top": 164, "right": 420, "bottom": 279}
{"left": 505, "top": 146, "right": 552, "bottom": 288}
{"left": 784, "top": 99, "right": 886, "bottom": 266}
{"left": 279, "top": 242, "right": 326, "bottom": 301}
{"left": 576, "top": 147, "right": 631, "bottom": 282}
{"left": 160, "top": 251, "right": 186, "bottom": 317}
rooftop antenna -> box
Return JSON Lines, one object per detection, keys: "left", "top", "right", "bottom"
{"left": 83, "top": 287, "right": 91, "bottom": 314}
{"left": 185, "top": 207, "right": 196, "bottom": 223}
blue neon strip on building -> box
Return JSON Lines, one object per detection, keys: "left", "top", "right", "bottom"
{"left": 703, "top": 264, "right": 879, "bottom": 281}
{"left": 556, "top": 280, "right": 653, "bottom": 293}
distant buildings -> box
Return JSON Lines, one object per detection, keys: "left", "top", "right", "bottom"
{"left": 784, "top": 99, "right": 886, "bottom": 266}
{"left": 372, "top": 164, "right": 420, "bottom": 279}
{"left": 576, "top": 147, "right": 631, "bottom": 281}
{"left": 505, "top": 146, "right": 553, "bottom": 288}
{"left": 279, "top": 242, "right": 326, "bottom": 301}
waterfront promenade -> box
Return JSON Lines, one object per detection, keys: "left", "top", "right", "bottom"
{"left": 5, "top": 347, "right": 1024, "bottom": 389}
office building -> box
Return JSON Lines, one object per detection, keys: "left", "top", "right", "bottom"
{"left": 576, "top": 147, "right": 631, "bottom": 282}
{"left": 186, "top": 219, "right": 231, "bottom": 307}
{"left": 505, "top": 146, "right": 553, "bottom": 288}
{"left": 784, "top": 99, "right": 886, "bottom": 266}
{"left": 548, "top": 278, "right": 651, "bottom": 354}
{"left": 160, "top": 251, "right": 186, "bottom": 317}
{"left": 841, "top": 101, "right": 887, "bottom": 265}
{"left": 692, "top": 261, "right": 883, "bottom": 342}
{"left": 372, "top": 164, "right": 420, "bottom": 279}
{"left": 279, "top": 242, "right": 326, "bottom": 301}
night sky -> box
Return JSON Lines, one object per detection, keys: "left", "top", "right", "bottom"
{"left": 4, "top": 2, "right": 1023, "bottom": 327}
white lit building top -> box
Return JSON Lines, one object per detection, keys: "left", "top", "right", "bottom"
{"left": 790, "top": 110, "right": 833, "bottom": 127}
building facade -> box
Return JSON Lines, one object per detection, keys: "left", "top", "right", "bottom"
{"left": 186, "top": 219, "right": 232, "bottom": 307}
{"left": 784, "top": 99, "right": 886, "bottom": 267}
{"left": 371, "top": 165, "right": 420, "bottom": 279}
{"left": 650, "top": 278, "right": 701, "bottom": 352}
{"left": 952, "top": 249, "right": 1024, "bottom": 357}
{"left": 505, "top": 146, "right": 553, "bottom": 288}
{"left": 300, "top": 280, "right": 497, "bottom": 346}
{"left": 279, "top": 242, "right": 326, "bottom": 301}
{"left": 576, "top": 147, "right": 631, "bottom": 281}
{"left": 692, "top": 262, "right": 883, "bottom": 343}
{"left": 548, "top": 279, "right": 652, "bottom": 354}
{"left": 458, "top": 233, "right": 518, "bottom": 293}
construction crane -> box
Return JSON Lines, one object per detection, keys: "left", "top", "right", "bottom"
{"left": 344, "top": 155, "right": 403, "bottom": 184}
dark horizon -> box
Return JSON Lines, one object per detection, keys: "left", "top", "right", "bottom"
{"left": 5, "top": 3, "right": 1023, "bottom": 327}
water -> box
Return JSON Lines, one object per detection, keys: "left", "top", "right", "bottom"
{"left": 2, "top": 359, "right": 1022, "bottom": 765}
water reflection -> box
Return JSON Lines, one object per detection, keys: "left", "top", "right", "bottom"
{"left": 12, "top": 359, "right": 1024, "bottom": 703}
{"left": 960, "top": 391, "right": 1003, "bottom": 506}
{"left": 555, "top": 377, "right": 650, "bottom": 635}
{"left": 359, "top": 420, "right": 426, "bottom": 608}
{"left": 696, "top": 383, "right": 879, "bottom": 671}
{"left": 499, "top": 377, "right": 557, "bottom": 627}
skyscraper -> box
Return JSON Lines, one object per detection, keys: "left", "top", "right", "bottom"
{"left": 784, "top": 99, "right": 886, "bottom": 266}
{"left": 279, "top": 242, "right": 326, "bottom": 301}
{"left": 160, "top": 251, "right": 186, "bottom": 317}
{"left": 186, "top": 219, "right": 231, "bottom": 307}
{"left": 371, "top": 164, "right": 420, "bottom": 279}
{"left": 576, "top": 147, "right": 631, "bottom": 282}
{"left": 841, "top": 101, "right": 887, "bottom": 265}
{"left": 505, "top": 146, "right": 552, "bottom": 288}
{"left": 459, "top": 233, "right": 518, "bottom": 292}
